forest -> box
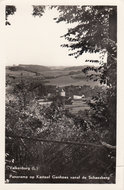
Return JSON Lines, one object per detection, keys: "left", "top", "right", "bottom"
{"left": 5, "top": 5, "right": 117, "bottom": 183}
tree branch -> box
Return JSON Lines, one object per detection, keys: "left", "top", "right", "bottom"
{"left": 6, "top": 134, "right": 116, "bottom": 149}
{"left": 100, "top": 141, "right": 116, "bottom": 149}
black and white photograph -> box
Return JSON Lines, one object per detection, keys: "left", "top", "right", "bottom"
{"left": 1, "top": 0, "right": 120, "bottom": 185}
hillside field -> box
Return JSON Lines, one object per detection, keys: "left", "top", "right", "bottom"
{"left": 65, "top": 100, "right": 90, "bottom": 114}
{"left": 6, "top": 65, "right": 101, "bottom": 87}
{"left": 46, "top": 75, "right": 100, "bottom": 87}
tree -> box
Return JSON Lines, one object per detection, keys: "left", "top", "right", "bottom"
{"left": 32, "top": 5, "right": 117, "bottom": 145}
{"left": 53, "top": 6, "right": 117, "bottom": 86}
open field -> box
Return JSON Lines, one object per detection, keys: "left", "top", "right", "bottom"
{"left": 65, "top": 100, "right": 90, "bottom": 114}
{"left": 40, "top": 70, "right": 70, "bottom": 78}
{"left": 46, "top": 75, "right": 100, "bottom": 87}
{"left": 6, "top": 65, "right": 101, "bottom": 88}
{"left": 6, "top": 69, "right": 36, "bottom": 77}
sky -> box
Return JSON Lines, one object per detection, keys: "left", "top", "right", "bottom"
{"left": 5, "top": 2, "right": 102, "bottom": 67}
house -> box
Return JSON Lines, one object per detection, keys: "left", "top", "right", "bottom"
{"left": 37, "top": 99, "right": 52, "bottom": 106}
{"left": 73, "top": 94, "right": 85, "bottom": 100}
{"left": 60, "top": 89, "right": 65, "bottom": 97}
{"left": 38, "top": 101, "right": 52, "bottom": 106}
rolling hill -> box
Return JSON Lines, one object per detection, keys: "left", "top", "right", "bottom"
{"left": 6, "top": 64, "right": 51, "bottom": 74}
{"left": 62, "top": 65, "right": 93, "bottom": 71}
{"left": 6, "top": 64, "right": 101, "bottom": 87}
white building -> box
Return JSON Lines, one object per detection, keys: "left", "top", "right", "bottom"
{"left": 73, "top": 95, "right": 85, "bottom": 100}
{"left": 60, "top": 89, "right": 65, "bottom": 97}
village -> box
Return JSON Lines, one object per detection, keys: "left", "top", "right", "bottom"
{"left": 37, "top": 87, "right": 85, "bottom": 104}
{"left": 37, "top": 87, "right": 90, "bottom": 114}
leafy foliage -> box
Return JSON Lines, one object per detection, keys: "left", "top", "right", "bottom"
{"left": 51, "top": 6, "right": 117, "bottom": 145}
{"left": 52, "top": 6, "right": 116, "bottom": 56}
{"left": 32, "top": 5, "right": 46, "bottom": 17}
{"left": 5, "top": 92, "right": 116, "bottom": 183}
{"left": 6, "top": 5, "right": 16, "bottom": 25}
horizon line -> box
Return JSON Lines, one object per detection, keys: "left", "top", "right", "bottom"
{"left": 6, "top": 63, "right": 98, "bottom": 67}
